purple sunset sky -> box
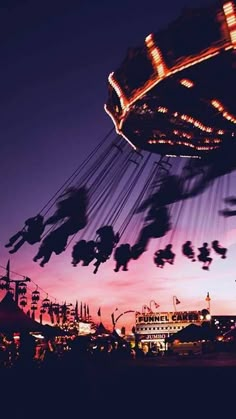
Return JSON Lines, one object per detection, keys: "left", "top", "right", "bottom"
{"left": 1, "top": 0, "right": 236, "bottom": 331}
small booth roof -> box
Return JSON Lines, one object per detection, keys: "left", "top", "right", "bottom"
{"left": 167, "top": 324, "right": 216, "bottom": 342}
{"left": 94, "top": 322, "right": 111, "bottom": 336}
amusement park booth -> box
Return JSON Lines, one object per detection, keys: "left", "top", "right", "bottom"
{"left": 166, "top": 323, "right": 216, "bottom": 355}
{"left": 135, "top": 309, "right": 211, "bottom": 352}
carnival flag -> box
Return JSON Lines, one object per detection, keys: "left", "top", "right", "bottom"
{"left": 175, "top": 297, "right": 181, "bottom": 305}
{"left": 205, "top": 292, "right": 211, "bottom": 302}
{"left": 97, "top": 307, "right": 101, "bottom": 317}
{"left": 154, "top": 302, "right": 160, "bottom": 309}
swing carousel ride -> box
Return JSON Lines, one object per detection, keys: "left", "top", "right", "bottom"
{"left": 5, "top": 0, "right": 236, "bottom": 275}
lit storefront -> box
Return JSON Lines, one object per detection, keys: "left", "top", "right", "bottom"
{"left": 135, "top": 310, "right": 210, "bottom": 351}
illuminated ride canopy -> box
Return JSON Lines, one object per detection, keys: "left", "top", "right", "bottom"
{"left": 105, "top": 1, "right": 236, "bottom": 158}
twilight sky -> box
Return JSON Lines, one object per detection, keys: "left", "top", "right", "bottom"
{"left": 1, "top": 0, "right": 236, "bottom": 332}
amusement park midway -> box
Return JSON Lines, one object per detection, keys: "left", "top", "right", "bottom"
{"left": 1, "top": 0, "right": 236, "bottom": 335}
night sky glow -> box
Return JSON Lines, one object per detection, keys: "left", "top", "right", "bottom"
{"left": 1, "top": 0, "right": 236, "bottom": 332}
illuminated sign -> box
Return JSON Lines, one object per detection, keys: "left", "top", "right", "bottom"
{"left": 136, "top": 311, "right": 201, "bottom": 324}
{"left": 142, "top": 334, "right": 167, "bottom": 340}
{"left": 78, "top": 322, "right": 92, "bottom": 335}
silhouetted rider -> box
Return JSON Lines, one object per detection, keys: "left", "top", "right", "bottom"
{"left": 93, "top": 225, "right": 119, "bottom": 274}
{"left": 5, "top": 214, "right": 44, "bottom": 254}
{"left": 114, "top": 243, "right": 132, "bottom": 272}
{"left": 212, "top": 240, "right": 227, "bottom": 259}
{"left": 44, "top": 186, "right": 88, "bottom": 226}
{"left": 182, "top": 240, "right": 196, "bottom": 261}
{"left": 197, "top": 242, "right": 212, "bottom": 270}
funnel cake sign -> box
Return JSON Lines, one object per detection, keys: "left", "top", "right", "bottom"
{"left": 136, "top": 311, "right": 201, "bottom": 324}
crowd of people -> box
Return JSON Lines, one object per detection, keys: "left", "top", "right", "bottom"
{"left": 0, "top": 330, "right": 146, "bottom": 369}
